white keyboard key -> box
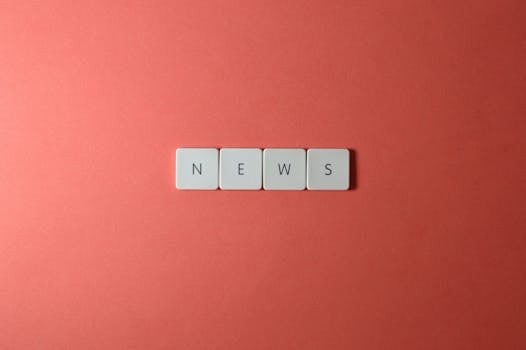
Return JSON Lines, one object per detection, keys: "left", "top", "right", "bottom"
{"left": 263, "top": 148, "right": 306, "bottom": 190}
{"left": 307, "top": 149, "right": 349, "bottom": 190}
{"left": 219, "top": 148, "right": 262, "bottom": 190}
{"left": 176, "top": 148, "right": 218, "bottom": 190}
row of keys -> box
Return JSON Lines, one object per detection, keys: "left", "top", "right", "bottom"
{"left": 176, "top": 148, "right": 350, "bottom": 190}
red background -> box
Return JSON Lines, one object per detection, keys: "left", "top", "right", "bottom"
{"left": 1, "top": 1, "right": 525, "bottom": 349}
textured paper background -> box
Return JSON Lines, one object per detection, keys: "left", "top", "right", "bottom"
{"left": 1, "top": 1, "right": 525, "bottom": 349}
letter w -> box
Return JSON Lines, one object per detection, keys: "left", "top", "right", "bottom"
{"left": 278, "top": 163, "right": 291, "bottom": 175}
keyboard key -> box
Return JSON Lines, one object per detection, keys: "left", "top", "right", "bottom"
{"left": 219, "top": 148, "right": 262, "bottom": 190}
{"left": 307, "top": 149, "right": 349, "bottom": 190}
{"left": 263, "top": 148, "right": 306, "bottom": 190}
{"left": 175, "top": 148, "right": 218, "bottom": 190}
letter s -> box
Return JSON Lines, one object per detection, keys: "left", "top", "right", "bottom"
{"left": 324, "top": 163, "right": 332, "bottom": 175}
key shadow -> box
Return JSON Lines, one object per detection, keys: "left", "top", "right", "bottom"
{"left": 348, "top": 148, "right": 358, "bottom": 190}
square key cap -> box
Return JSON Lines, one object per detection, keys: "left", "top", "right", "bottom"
{"left": 263, "top": 149, "right": 306, "bottom": 190}
{"left": 176, "top": 148, "right": 218, "bottom": 190}
{"left": 219, "top": 148, "right": 262, "bottom": 190}
{"left": 307, "top": 149, "right": 349, "bottom": 190}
